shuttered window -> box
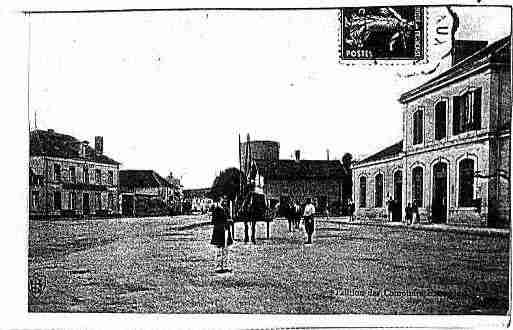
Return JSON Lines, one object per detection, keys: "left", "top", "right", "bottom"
{"left": 453, "top": 88, "right": 482, "bottom": 135}
{"left": 375, "top": 174, "right": 383, "bottom": 207}
{"left": 435, "top": 101, "right": 447, "bottom": 140}
{"left": 54, "top": 191, "right": 62, "bottom": 210}
{"left": 459, "top": 159, "right": 475, "bottom": 207}
{"left": 359, "top": 177, "right": 367, "bottom": 207}
{"left": 412, "top": 167, "right": 423, "bottom": 207}
{"left": 54, "top": 164, "right": 61, "bottom": 182}
{"left": 96, "top": 192, "right": 102, "bottom": 210}
{"left": 413, "top": 109, "right": 423, "bottom": 145}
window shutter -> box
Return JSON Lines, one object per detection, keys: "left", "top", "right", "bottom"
{"left": 453, "top": 96, "right": 460, "bottom": 135}
{"left": 412, "top": 112, "right": 417, "bottom": 144}
{"left": 435, "top": 101, "right": 447, "bottom": 140}
{"left": 473, "top": 88, "right": 482, "bottom": 130}
{"left": 419, "top": 110, "right": 423, "bottom": 143}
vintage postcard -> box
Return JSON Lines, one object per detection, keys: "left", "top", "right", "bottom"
{"left": 10, "top": 1, "right": 513, "bottom": 329}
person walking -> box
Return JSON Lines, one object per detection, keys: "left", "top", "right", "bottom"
{"left": 346, "top": 199, "right": 353, "bottom": 222}
{"left": 405, "top": 202, "right": 413, "bottom": 226}
{"left": 211, "top": 195, "right": 233, "bottom": 273}
{"left": 412, "top": 200, "right": 419, "bottom": 225}
{"left": 303, "top": 198, "right": 316, "bottom": 244}
{"left": 386, "top": 194, "right": 393, "bottom": 222}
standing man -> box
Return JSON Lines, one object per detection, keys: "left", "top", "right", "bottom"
{"left": 348, "top": 199, "right": 355, "bottom": 222}
{"left": 303, "top": 198, "right": 316, "bottom": 244}
{"left": 211, "top": 195, "right": 233, "bottom": 273}
{"left": 412, "top": 200, "right": 419, "bottom": 225}
{"left": 386, "top": 194, "right": 393, "bottom": 222}
{"left": 405, "top": 202, "right": 413, "bottom": 226}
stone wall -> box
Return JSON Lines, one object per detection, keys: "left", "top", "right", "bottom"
{"left": 353, "top": 157, "right": 403, "bottom": 220}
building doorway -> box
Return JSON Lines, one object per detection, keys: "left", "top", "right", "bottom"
{"left": 432, "top": 162, "right": 448, "bottom": 223}
{"left": 393, "top": 171, "right": 402, "bottom": 221}
{"left": 122, "top": 195, "right": 135, "bottom": 216}
{"left": 318, "top": 195, "right": 328, "bottom": 215}
{"left": 83, "top": 193, "right": 90, "bottom": 215}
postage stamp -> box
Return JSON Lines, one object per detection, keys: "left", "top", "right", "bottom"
{"left": 340, "top": 6, "right": 425, "bottom": 60}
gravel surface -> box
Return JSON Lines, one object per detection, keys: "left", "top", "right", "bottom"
{"left": 28, "top": 216, "right": 509, "bottom": 314}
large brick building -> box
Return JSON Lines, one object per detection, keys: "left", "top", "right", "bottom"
{"left": 29, "top": 129, "right": 120, "bottom": 218}
{"left": 353, "top": 36, "right": 511, "bottom": 227}
{"left": 242, "top": 140, "right": 351, "bottom": 213}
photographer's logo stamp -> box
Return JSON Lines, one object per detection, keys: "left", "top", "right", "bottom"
{"left": 340, "top": 6, "right": 425, "bottom": 61}
{"left": 28, "top": 271, "right": 47, "bottom": 299}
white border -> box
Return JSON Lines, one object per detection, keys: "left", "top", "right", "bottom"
{"left": 1, "top": 1, "right": 511, "bottom": 329}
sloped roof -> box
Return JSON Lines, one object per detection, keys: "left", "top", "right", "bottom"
{"left": 255, "top": 159, "right": 348, "bottom": 180}
{"left": 30, "top": 129, "right": 120, "bottom": 165}
{"left": 399, "top": 36, "right": 511, "bottom": 103}
{"left": 357, "top": 141, "right": 403, "bottom": 165}
{"left": 183, "top": 188, "right": 211, "bottom": 198}
{"left": 119, "top": 170, "right": 173, "bottom": 188}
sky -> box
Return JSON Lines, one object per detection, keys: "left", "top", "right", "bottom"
{"left": 27, "top": 6, "right": 511, "bottom": 189}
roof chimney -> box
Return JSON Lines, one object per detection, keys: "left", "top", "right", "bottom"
{"left": 452, "top": 40, "right": 488, "bottom": 65}
{"left": 80, "top": 141, "right": 89, "bottom": 158}
{"left": 95, "top": 136, "right": 103, "bottom": 155}
{"left": 47, "top": 129, "right": 54, "bottom": 133}
{"left": 294, "top": 150, "right": 300, "bottom": 161}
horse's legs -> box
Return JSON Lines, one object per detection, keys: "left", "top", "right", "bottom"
{"left": 244, "top": 221, "right": 249, "bottom": 243}
{"left": 251, "top": 220, "right": 256, "bottom": 243}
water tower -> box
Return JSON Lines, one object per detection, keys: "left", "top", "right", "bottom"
{"left": 240, "top": 140, "right": 280, "bottom": 168}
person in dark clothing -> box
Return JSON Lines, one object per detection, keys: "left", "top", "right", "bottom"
{"left": 405, "top": 202, "right": 413, "bottom": 225}
{"left": 412, "top": 200, "right": 419, "bottom": 224}
{"left": 386, "top": 194, "right": 393, "bottom": 222}
{"left": 349, "top": 199, "right": 356, "bottom": 222}
{"left": 211, "top": 196, "right": 233, "bottom": 272}
{"left": 303, "top": 198, "right": 316, "bottom": 244}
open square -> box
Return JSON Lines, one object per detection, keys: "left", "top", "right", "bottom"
{"left": 28, "top": 216, "right": 509, "bottom": 314}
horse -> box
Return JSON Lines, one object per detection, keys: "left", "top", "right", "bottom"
{"left": 237, "top": 191, "right": 268, "bottom": 244}
{"left": 280, "top": 201, "right": 302, "bottom": 232}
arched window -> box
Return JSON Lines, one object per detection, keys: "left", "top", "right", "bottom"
{"left": 375, "top": 173, "right": 383, "bottom": 207}
{"left": 412, "top": 166, "right": 423, "bottom": 207}
{"left": 435, "top": 101, "right": 447, "bottom": 140}
{"left": 459, "top": 159, "right": 475, "bottom": 207}
{"left": 359, "top": 177, "right": 367, "bottom": 207}
{"left": 413, "top": 109, "right": 424, "bottom": 145}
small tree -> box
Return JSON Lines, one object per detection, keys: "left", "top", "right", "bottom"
{"left": 341, "top": 153, "right": 353, "bottom": 215}
{"left": 342, "top": 153, "right": 353, "bottom": 171}
{"left": 209, "top": 167, "right": 241, "bottom": 201}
